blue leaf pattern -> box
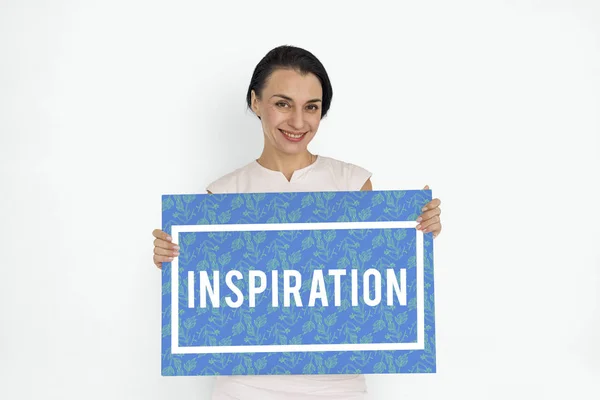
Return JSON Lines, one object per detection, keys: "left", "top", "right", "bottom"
{"left": 162, "top": 190, "right": 436, "bottom": 375}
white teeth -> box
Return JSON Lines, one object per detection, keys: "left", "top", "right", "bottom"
{"left": 281, "top": 130, "right": 304, "bottom": 139}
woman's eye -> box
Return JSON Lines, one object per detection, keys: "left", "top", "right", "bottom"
{"left": 307, "top": 104, "right": 319, "bottom": 111}
{"left": 276, "top": 102, "right": 289, "bottom": 108}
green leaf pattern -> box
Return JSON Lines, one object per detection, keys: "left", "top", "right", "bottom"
{"left": 161, "top": 190, "right": 436, "bottom": 375}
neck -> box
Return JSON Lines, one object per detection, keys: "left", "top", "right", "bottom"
{"left": 256, "top": 146, "right": 315, "bottom": 181}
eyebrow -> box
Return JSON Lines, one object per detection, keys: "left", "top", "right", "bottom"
{"left": 271, "top": 94, "right": 322, "bottom": 103}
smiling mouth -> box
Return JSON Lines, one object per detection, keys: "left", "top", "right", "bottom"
{"left": 279, "top": 129, "right": 307, "bottom": 140}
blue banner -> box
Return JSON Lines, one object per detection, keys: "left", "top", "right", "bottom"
{"left": 161, "top": 190, "right": 436, "bottom": 376}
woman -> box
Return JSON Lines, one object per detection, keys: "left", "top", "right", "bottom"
{"left": 152, "top": 45, "right": 442, "bottom": 400}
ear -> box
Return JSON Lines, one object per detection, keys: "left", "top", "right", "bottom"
{"left": 251, "top": 90, "right": 261, "bottom": 117}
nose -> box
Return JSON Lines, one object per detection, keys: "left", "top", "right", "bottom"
{"left": 288, "top": 108, "right": 305, "bottom": 130}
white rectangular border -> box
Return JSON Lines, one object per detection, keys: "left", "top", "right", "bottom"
{"left": 170, "top": 221, "right": 424, "bottom": 354}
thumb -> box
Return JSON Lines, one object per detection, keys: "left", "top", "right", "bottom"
{"left": 423, "top": 185, "right": 430, "bottom": 190}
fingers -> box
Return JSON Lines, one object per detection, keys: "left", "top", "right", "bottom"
{"left": 426, "top": 223, "right": 442, "bottom": 238}
{"left": 430, "top": 223, "right": 442, "bottom": 238}
{"left": 152, "top": 229, "right": 178, "bottom": 269}
{"left": 421, "top": 198, "right": 441, "bottom": 212}
{"left": 416, "top": 197, "right": 443, "bottom": 238}
{"left": 153, "top": 229, "right": 178, "bottom": 251}
{"left": 154, "top": 237, "right": 179, "bottom": 251}
{"left": 153, "top": 248, "right": 179, "bottom": 269}
{"left": 153, "top": 229, "right": 172, "bottom": 241}
{"left": 416, "top": 215, "right": 440, "bottom": 231}
{"left": 154, "top": 254, "right": 173, "bottom": 269}
{"left": 417, "top": 200, "right": 441, "bottom": 227}
{"left": 417, "top": 207, "right": 441, "bottom": 222}
{"left": 154, "top": 244, "right": 179, "bottom": 257}
{"left": 416, "top": 219, "right": 442, "bottom": 239}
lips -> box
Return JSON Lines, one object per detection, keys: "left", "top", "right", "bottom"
{"left": 279, "top": 129, "right": 307, "bottom": 142}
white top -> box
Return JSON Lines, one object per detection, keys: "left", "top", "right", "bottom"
{"left": 206, "top": 155, "right": 372, "bottom": 194}
{"left": 205, "top": 155, "right": 372, "bottom": 400}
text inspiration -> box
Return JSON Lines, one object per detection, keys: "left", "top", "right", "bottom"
{"left": 187, "top": 268, "right": 407, "bottom": 309}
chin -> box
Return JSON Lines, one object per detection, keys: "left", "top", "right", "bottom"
{"left": 277, "top": 144, "right": 309, "bottom": 156}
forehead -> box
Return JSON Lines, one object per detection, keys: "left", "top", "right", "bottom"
{"left": 263, "top": 68, "right": 322, "bottom": 100}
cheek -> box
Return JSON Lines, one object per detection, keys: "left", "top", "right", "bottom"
{"left": 265, "top": 106, "right": 286, "bottom": 122}
{"left": 263, "top": 107, "right": 286, "bottom": 130}
{"left": 308, "top": 115, "right": 321, "bottom": 132}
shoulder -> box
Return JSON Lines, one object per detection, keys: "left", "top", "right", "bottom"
{"left": 205, "top": 161, "right": 257, "bottom": 194}
{"left": 317, "top": 156, "right": 372, "bottom": 191}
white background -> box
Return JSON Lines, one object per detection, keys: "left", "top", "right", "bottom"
{"left": 1, "top": 1, "right": 599, "bottom": 399}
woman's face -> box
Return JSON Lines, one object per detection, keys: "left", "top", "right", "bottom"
{"left": 251, "top": 68, "right": 323, "bottom": 155}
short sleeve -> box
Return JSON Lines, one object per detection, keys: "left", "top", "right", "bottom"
{"left": 346, "top": 163, "right": 372, "bottom": 191}
{"left": 205, "top": 173, "right": 236, "bottom": 194}
{"left": 205, "top": 162, "right": 259, "bottom": 194}
{"left": 205, "top": 180, "right": 220, "bottom": 194}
